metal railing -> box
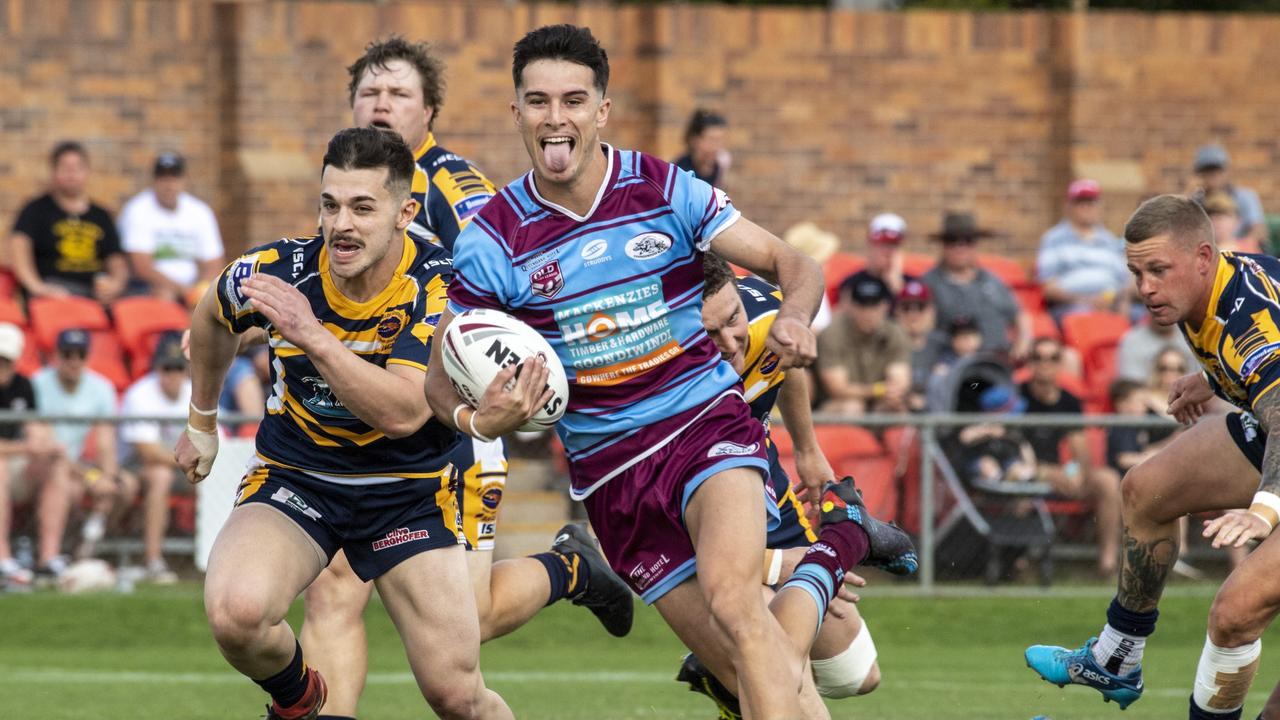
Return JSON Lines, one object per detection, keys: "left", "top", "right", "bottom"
{"left": 0, "top": 409, "right": 1188, "bottom": 588}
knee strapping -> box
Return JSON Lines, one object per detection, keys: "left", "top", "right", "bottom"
{"left": 811, "top": 621, "right": 878, "bottom": 698}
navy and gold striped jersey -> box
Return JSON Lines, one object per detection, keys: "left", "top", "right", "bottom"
{"left": 408, "top": 133, "right": 495, "bottom": 253}
{"left": 1180, "top": 252, "right": 1280, "bottom": 411}
{"left": 214, "top": 234, "right": 457, "bottom": 483}
{"left": 739, "top": 275, "right": 787, "bottom": 423}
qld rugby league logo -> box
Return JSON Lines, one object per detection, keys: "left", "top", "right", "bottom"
{"left": 530, "top": 260, "right": 565, "bottom": 299}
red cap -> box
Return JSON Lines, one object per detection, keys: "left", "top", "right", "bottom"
{"left": 898, "top": 279, "right": 932, "bottom": 304}
{"left": 1067, "top": 179, "right": 1101, "bottom": 201}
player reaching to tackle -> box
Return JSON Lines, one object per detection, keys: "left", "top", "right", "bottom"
{"left": 300, "top": 37, "right": 632, "bottom": 720}
{"left": 175, "top": 127, "right": 511, "bottom": 720}
{"left": 675, "top": 252, "right": 884, "bottom": 718}
{"left": 1027, "top": 195, "right": 1280, "bottom": 719}
{"left": 425, "top": 24, "right": 917, "bottom": 719}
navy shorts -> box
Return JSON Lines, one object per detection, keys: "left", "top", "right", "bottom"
{"left": 234, "top": 461, "right": 462, "bottom": 582}
{"left": 1226, "top": 410, "right": 1266, "bottom": 471}
{"left": 764, "top": 443, "right": 818, "bottom": 550}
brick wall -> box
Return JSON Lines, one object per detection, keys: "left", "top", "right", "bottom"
{"left": 3, "top": 1, "right": 1278, "bottom": 263}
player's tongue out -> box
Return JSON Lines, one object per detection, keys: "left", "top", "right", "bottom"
{"left": 542, "top": 138, "right": 573, "bottom": 174}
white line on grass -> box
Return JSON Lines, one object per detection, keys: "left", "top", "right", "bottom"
{"left": 1, "top": 667, "right": 1274, "bottom": 703}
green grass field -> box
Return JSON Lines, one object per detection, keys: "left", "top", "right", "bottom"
{"left": 1, "top": 583, "right": 1276, "bottom": 719}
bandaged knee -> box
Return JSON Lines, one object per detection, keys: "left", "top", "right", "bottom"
{"left": 1193, "top": 635, "right": 1261, "bottom": 713}
{"left": 811, "top": 621, "right": 878, "bottom": 698}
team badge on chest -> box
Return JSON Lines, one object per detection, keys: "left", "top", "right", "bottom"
{"left": 377, "top": 307, "right": 409, "bottom": 351}
{"left": 530, "top": 260, "right": 565, "bottom": 299}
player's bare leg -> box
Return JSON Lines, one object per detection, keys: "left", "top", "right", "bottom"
{"left": 469, "top": 551, "right": 553, "bottom": 642}
{"left": 681, "top": 467, "right": 803, "bottom": 718}
{"left": 810, "top": 598, "right": 880, "bottom": 697}
{"left": 204, "top": 504, "right": 328, "bottom": 714}
{"left": 1189, "top": 530, "right": 1280, "bottom": 717}
{"left": 1027, "top": 417, "right": 1258, "bottom": 708}
{"left": 377, "top": 543, "right": 513, "bottom": 720}
{"left": 300, "top": 550, "right": 373, "bottom": 718}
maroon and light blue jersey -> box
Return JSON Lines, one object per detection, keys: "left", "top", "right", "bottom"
{"left": 447, "top": 145, "right": 742, "bottom": 497}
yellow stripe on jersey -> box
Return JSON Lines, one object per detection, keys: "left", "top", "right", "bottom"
{"left": 255, "top": 453, "right": 454, "bottom": 482}
{"left": 741, "top": 307, "right": 785, "bottom": 404}
{"left": 318, "top": 236, "right": 417, "bottom": 319}
{"left": 235, "top": 465, "right": 272, "bottom": 505}
{"left": 280, "top": 388, "right": 386, "bottom": 447}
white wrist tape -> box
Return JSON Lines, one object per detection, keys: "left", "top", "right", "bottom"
{"left": 189, "top": 402, "right": 218, "bottom": 417}
{"left": 764, "top": 548, "right": 784, "bottom": 586}
{"left": 1249, "top": 491, "right": 1280, "bottom": 530}
{"left": 185, "top": 423, "right": 219, "bottom": 478}
{"left": 451, "top": 403, "right": 468, "bottom": 431}
{"left": 468, "top": 411, "right": 495, "bottom": 443}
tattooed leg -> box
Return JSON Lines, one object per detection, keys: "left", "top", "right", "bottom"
{"left": 1115, "top": 524, "right": 1178, "bottom": 614}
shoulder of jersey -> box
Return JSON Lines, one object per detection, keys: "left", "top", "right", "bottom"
{"left": 405, "top": 234, "right": 454, "bottom": 277}
{"left": 737, "top": 275, "right": 783, "bottom": 317}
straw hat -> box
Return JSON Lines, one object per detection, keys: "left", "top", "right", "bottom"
{"left": 782, "top": 221, "right": 838, "bottom": 263}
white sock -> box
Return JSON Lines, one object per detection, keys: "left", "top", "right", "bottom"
{"left": 1193, "top": 635, "right": 1261, "bottom": 714}
{"left": 1092, "top": 624, "right": 1146, "bottom": 675}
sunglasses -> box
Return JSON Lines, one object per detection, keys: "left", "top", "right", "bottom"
{"left": 1157, "top": 364, "right": 1186, "bottom": 373}
{"left": 943, "top": 236, "right": 978, "bottom": 246}
{"left": 1031, "top": 353, "right": 1061, "bottom": 363}
{"left": 59, "top": 349, "right": 87, "bottom": 360}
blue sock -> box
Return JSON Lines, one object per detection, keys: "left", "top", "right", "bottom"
{"left": 1107, "top": 597, "right": 1159, "bottom": 637}
{"left": 1189, "top": 694, "right": 1242, "bottom": 719}
{"left": 254, "top": 640, "right": 308, "bottom": 708}
{"left": 532, "top": 551, "right": 589, "bottom": 605}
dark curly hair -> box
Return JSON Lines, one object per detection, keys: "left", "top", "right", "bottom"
{"left": 348, "top": 36, "right": 446, "bottom": 130}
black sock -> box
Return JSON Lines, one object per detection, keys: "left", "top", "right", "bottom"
{"left": 254, "top": 640, "right": 308, "bottom": 708}
{"left": 532, "top": 549, "right": 592, "bottom": 604}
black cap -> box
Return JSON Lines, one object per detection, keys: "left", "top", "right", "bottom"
{"left": 56, "top": 328, "right": 91, "bottom": 352}
{"left": 841, "top": 275, "right": 893, "bottom": 306}
{"left": 152, "top": 331, "right": 188, "bottom": 370}
{"left": 153, "top": 152, "right": 186, "bottom": 177}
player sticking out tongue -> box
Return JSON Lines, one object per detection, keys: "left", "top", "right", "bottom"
{"left": 542, "top": 136, "right": 573, "bottom": 174}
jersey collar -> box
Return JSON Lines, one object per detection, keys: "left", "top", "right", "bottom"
{"left": 318, "top": 234, "right": 416, "bottom": 316}
{"left": 526, "top": 143, "right": 617, "bottom": 223}
{"left": 412, "top": 133, "right": 438, "bottom": 161}
{"left": 1184, "top": 253, "right": 1232, "bottom": 341}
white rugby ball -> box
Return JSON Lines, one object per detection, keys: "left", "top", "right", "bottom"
{"left": 441, "top": 309, "right": 569, "bottom": 432}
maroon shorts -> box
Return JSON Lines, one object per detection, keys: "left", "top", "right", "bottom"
{"left": 576, "top": 390, "right": 776, "bottom": 603}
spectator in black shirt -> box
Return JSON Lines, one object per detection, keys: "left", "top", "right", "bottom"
{"left": 674, "top": 109, "right": 729, "bottom": 187}
{"left": 1019, "top": 336, "right": 1121, "bottom": 575}
{"left": 9, "top": 141, "right": 129, "bottom": 302}
{"left": 0, "top": 323, "right": 71, "bottom": 589}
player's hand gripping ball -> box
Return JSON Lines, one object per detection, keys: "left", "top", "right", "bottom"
{"left": 442, "top": 309, "right": 569, "bottom": 431}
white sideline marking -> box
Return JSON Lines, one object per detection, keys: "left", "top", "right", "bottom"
{"left": 0, "top": 667, "right": 1275, "bottom": 703}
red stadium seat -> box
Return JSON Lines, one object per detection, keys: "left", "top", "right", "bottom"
{"left": 1061, "top": 311, "right": 1130, "bottom": 361}
{"left": 772, "top": 424, "right": 899, "bottom": 522}
{"left": 86, "top": 330, "right": 131, "bottom": 392}
{"left": 0, "top": 296, "right": 26, "bottom": 328}
{"left": 15, "top": 329, "right": 41, "bottom": 377}
{"left": 1014, "top": 285, "right": 1045, "bottom": 314}
{"left": 0, "top": 269, "right": 18, "bottom": 300}
{"left": 979, "top": 254, "right": 1031, "bottom": 289}
{"left": 111, "top": 297, "right": 191, "bottom": 377}
{"left": 1084, "top": 342, "right": 1120, "bottom": 405}
{"left": 28, "top": 296, "right": 111, "bottom": 353}
{"left": 1030, "top": 311, "right": 1060, "bottom": 341}
{"left": 902, "top": 253, "right": 936, "bottom": 279}
{"left": 823, "top": 252, "right": 865, "bottom": 303}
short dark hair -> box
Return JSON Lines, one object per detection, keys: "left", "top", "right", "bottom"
{"left": 1109, "top": 378, "right": 1145, "bottom": 407}
{"left": 1124, "top": 194, "right": 1214, "bottom": 248}
{"left": 685, "top": 109, "right": 727, "bottom": 145}
{"left": 512, "top": 24, "right": 609, "bottom": 95}
{"left": 322, "top": 127, "right": 415, "bottom": 200}
{"left": 702, "top": 252, "right": 738, "bottom": 299}
{"left": 347, "top": 37, "right": 446, "bottom": 129}
{"left": 50, "top": 141, "right": 87, "bottom": 167}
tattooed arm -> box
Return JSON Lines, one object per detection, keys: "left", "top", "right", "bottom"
{"left": 1203, "top": 388, "right": 1280, "bottom": 548}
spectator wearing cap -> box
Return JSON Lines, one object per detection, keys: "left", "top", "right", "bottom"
{"left": 841, "top": 213, "right": 913, "bottom": 300}
{"left": 119, "top": 152, "right": 225, "bottom": 305}
{"left": 118, "top": 332, "right": 192, "bottom": 584}
{"left": 816, "top": 274, "right": 911, "bottom": 415}
{"left": 1018, "top": 336, "right": 1121, "bottom": 576}
{"left": 1199, "top": 191, "right": 1263, "bottom": 255}
{"left": 781, "top": 221, "right": 837, "bottom": 333}
{"left": 1190, "top": 143, "right": 1267, "bottom": 248}
{"left": 922, "top": 211, "right": 1032, "bottom": 359}
{"left": 674, "top": 109, "right": 730, "bottom": 187}
{"left": 32, "top": 328, "right": 131, "bottom": 569}
{"left": 895, "top": 279, "right": 941, "bottom": 411}
{"left": 1036, "top": 179, "right": 1131, "bottom": 323}
{"left": 8, "top": 141, "right": 129, "bottom": 302}
{"left": 0, "top": 323, "right": 72, "bottom": 589}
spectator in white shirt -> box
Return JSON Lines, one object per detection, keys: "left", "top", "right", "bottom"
{"left": 119, "top": 153, "right": 224, "bottom": 305}
{"left": 119, "top": 332, "right": 190, "bottom": 584}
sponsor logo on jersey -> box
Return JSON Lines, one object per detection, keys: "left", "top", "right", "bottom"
{"left": 625, "top": 232, "right": 673, "bottom": 260}
{"left": 707, "top": 441, "right": 760, "bottom": 458}
{"left": 1241, "top": 341, "right": 1280, "bottom": 378}
{"left": 453, "top": 194, "right": 491, "bottom": 223}
{"left": 581, "top": 238, "right": 610, "bottom": 265}
{"left": 530, "top": 260, "right": 565, "bottom": 298}
{"left": 300, "top": 376, "right": 353, "bottom": 419}
{"left": 270, "top": 487, "right": 322, "bottom": 521}
{"left": 372, "top": 527, "right": 430, "bottom": 551}
{"left": 224, "top": 256, "right": 259, "bottom": 315}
